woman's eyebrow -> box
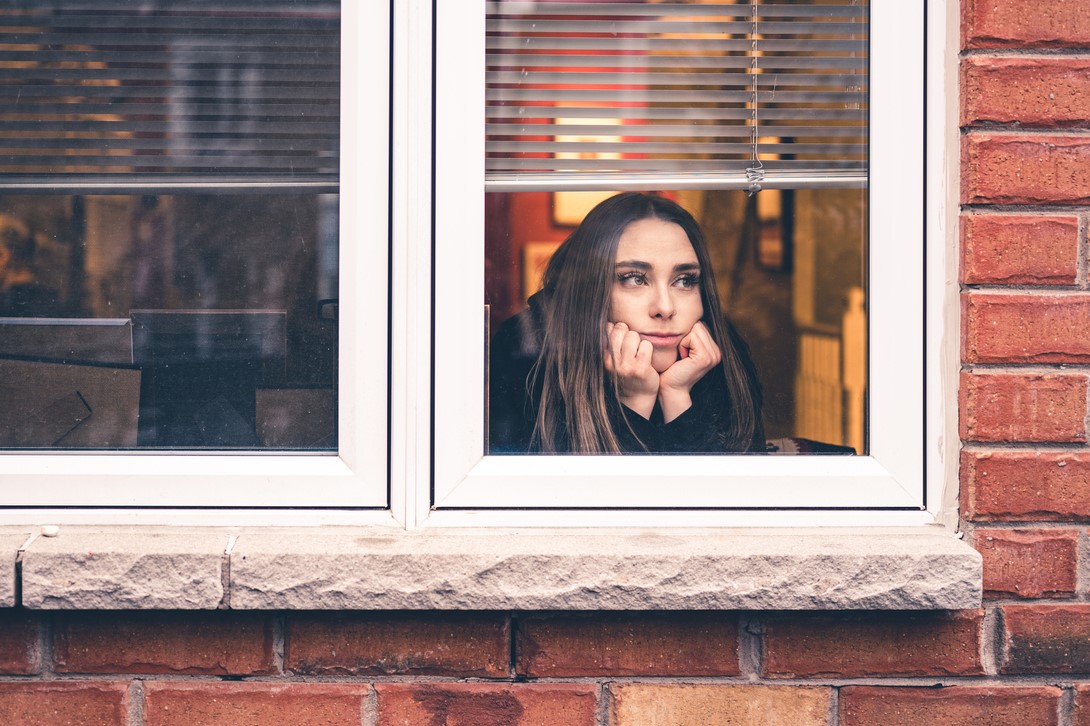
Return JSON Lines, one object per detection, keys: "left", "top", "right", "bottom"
{"left": 674, "top": 262, "right": 701, "bottom": 273}
{"left": 614, "top": 260, "right": 651, "bottom": 270}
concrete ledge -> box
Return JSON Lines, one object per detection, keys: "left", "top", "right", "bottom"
{"left": 2, "top": 526, "right": 981, "bottom": 610}
{"left": 20, "top": 528, "right": 226, "bottom": 609}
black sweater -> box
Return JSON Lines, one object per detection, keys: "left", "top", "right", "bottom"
{"left": 487, "top": 298, "right": 765, "bottom": 454}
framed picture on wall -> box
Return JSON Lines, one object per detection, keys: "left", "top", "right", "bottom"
{"left": 521, "top": 241, "right": 561, "bottom": 301}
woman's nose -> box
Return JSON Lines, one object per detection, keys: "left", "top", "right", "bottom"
{"left": 650, "top": 285, "right": 675, "bottom": 318}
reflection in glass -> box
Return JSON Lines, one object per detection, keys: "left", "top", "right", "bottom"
{"left": 0, "top": 1, "right": 340, "bottom": 452}
{"left": 0, "top": 194, "right": 338, "bottom": 450}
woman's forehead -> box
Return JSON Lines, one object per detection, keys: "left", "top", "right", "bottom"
{"left": 615, "top": 218, "right": 697, "bottom": 264}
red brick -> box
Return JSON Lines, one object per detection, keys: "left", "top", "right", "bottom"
{"left": 841, "top": 686, "right": 1061, "bottom": 726}
{"left": 611, "top": 685, "right": 829, "bottom": 726}
{"left": 0, "top": 611, "right": 40, "bottom": 675}
{"left": 516, "top": 612, "right": 738, "bottom": 677}
{"left": 1003, "top": 604, "right": 1090, "bottom": 674}
{"left": 963, "top": 0, "right": 1090, "bottom": 48}
{"left": 962, "top": 57, "right": 1090, "bottom": 128}
{"left": 0, "top": 682, "right": 129, "bottom": 726}
{"left": 53, "top": 611, "right": 276, "bottom": 676}
{"left": 975, "top": 528, "right": 1078, "bottom": 598}
{"left": 286, "top": 612, "right": 508, "bottom": 677}
{"left": 960, "top": 215, "right": 1078, "bottom": 285}
{"left": 963, "top": 450, "right": 1090, "bottom": 521}
{"left": 376, "top": 684, "right": 596, "bottom": 726}
{"left": 762, "top": 610, "right": 984, "bottom": 678}
{"left": 962, "top": 135, "right": 1090, "bottom": 205}
{"left": 959, "top": 371, "right": 1087, "bottom": 443}
{"left": 963, "top": 293, "right": 1090, "bottom": 364}
{"left": 144, "top": 682, "right": 368, "bottom": 726}
{"left": 1072, "top": 685, "right": 1090, "bottom": 726}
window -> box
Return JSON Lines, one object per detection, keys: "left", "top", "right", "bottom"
{"left": 0, "top": 1, "right": 388, "bottom": 509}
{"left": 430, "top": 0, "right": 934, "bottom": 521}
{"left": 0, "top": 0, "right": 951, "bottom": 528}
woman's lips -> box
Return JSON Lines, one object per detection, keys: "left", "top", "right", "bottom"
{"left": 639, "top": 332, "right": 683, "bottom": 347}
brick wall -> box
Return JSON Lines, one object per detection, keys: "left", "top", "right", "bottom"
{"left": 1, "top": 2, "right": 1087, "bottom": 725}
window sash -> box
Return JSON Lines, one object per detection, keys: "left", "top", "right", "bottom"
{"left": 432, "top": 0, "right": 926, "bottom": 512}
{"left": 0, "top": 1, "right": 388, "bottom": 508}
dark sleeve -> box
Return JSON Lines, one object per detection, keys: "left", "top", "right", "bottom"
{"left": 487, "top": 310, "right": 539, "bottom": 453}
{"left": 615, "top": 403, "right": 659, "bottom": 452}
{"left": 656, "top": 373, "right": 734, "bottom": 453}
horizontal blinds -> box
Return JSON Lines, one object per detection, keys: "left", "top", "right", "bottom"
{"left": 0, "top": 1, "right": 339, "bottom": 192}
{"left": 485, "top": 1, "right": 868, "bottom": 191}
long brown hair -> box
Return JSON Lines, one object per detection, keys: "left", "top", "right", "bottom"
{"left": 530, "top": 192, "right": 761, "bottom": 453}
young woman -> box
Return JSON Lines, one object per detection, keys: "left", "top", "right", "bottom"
{"left": 489, "top": 192, "right": 765, "bottom": 454}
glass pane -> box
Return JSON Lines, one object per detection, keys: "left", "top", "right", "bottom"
{"left": 0, "top": 0, "right": 341, "bottom": 453}
{"left": 0, "top": 194, "right": 338, "bottom": 450}
{"left": 484, "top": 0, "right": 868, "bottom": 456}
{"left": 485, "top": 189, "right": 866, "bottom": 456}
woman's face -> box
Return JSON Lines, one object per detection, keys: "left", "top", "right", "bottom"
{"left": 609, "top": 217, "right": 704, "bottom": 373}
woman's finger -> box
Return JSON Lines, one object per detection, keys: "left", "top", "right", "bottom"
{"left": 607, "top": 321, "right": 627, "bottom": 363}
{"left": 619, "top": 329, "right": 643, "bottom": 364}
{"left": 687, "top": 322, "right": 720, "bottom": 366}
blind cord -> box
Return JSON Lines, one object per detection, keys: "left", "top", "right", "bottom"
{"left": 745, "top": 1, "right": 764, "bottom": 196}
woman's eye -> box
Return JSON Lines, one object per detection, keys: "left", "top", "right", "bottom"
{"left": 674, "top": 273, "right": 700, "bottom": 289}
{"left": 617, "top": 272, "right": 646, "bottom": 287}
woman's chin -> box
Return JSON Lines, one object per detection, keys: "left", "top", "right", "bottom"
{"left": 651, "top": 349, "right": 678, "bottom": 374}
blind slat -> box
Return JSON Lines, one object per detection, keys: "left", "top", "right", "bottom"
{"left": 487, "top": 54, "right": 865, "bottom": 71}
{"left": 0, "top": 49, "right": 340, "bottom": 64}
{"left": 488, "top": 158, "right": 866, "bottom": 171}
{"left": 487, "top": 19, "right": 864, "bottom": 34}
{"left": 0, "top": 68, "right": 338, "bottom": 83}
{"left": 0, "top": 14, "right": 338, "bottom": 31}
{"left": 487, "top": 106, "right": 863, "bottom": 122}
{"left": 0, "top": 120, "right": 339, "bottom": 134}
{"left": 488, "top": 124, "right": 865, "bottom": 139}
{"left": 486, "top": 3, "right": 866, "bottom": 19}
{"left": 1, "top": 31, "right": 339, "bottom": 49}
{"left": 0, "top": 103, "right": 339, "bottom": 118}
{"left": 487, "top": 71, "right": 867, "bottom": 88}
{"left": 489, "top": 141, "right": 865, "bottom": 156}
{"left": 4, "top": 155, "right": 335, "bottom": 170}
{"left": 485, "top": 170, "right": 866, "bottom": 193}
{"left": 0, "top": 85, "right": 339, "bottom": 101}
{"left": 487, "top": 89, "right": 866, "bottom": 103}
{"left": 0, "top": 136, "right": 338, "bottom": 151}
{"left": 487, "top": 36, "right": 865, "bottom": 52}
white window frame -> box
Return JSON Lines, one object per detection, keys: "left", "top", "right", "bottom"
{"left": 0, "top": 0, "right": 960, "bottom": 533}
{"left": 421, "top": 0, "right": 954, "bottom": 528}
{"left": 0, "top": 1, "right": 390, "bottom": 512}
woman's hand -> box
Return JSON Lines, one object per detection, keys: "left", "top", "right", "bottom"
{"left": 658, "top": 321, "right": 722, "bottom": 422}
{"left": 605, "top": 321, "right": 659, "bottom": 419}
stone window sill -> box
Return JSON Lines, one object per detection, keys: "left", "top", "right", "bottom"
{"left": 2, "top": 526, "right": 981, "bottom": 611}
